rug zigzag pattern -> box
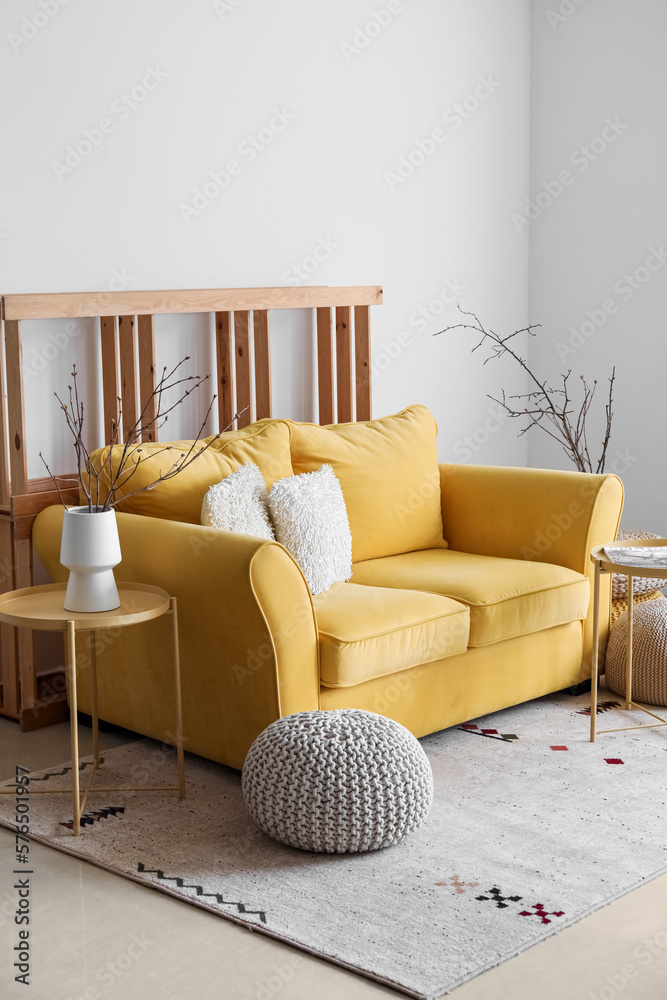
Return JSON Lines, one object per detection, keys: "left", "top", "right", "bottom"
{"left": 29, "top": 758, "right": 103, "bottom": 782}
{"left": 137, "top": 863, "right": 267, "bottom": 923}
{"left": 61, "top": 805, "right": 124, "bottom": 830}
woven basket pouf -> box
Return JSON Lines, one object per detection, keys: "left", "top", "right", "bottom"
{"left": 605, "top": 600, "right": 667, "bottom": 706}
{"left": 611, "top": 589, "right": 665, "bottom": 624}
{"left": 242, "top": 709, "right": 433, "bottom": 853}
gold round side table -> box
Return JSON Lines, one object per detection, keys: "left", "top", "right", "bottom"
{"left": 0, "top": 582, "right": 185, "bottom": 835}
{"left": 590, "top": 541, "right": 667, "bottom": 742}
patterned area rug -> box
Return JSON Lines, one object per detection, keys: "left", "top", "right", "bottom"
{"left": 2, "top": 689, "right": 667, "bottom": 999}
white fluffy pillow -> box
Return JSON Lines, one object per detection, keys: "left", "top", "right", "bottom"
{"left": 201, "top": 463, "right": 274, "bottom": 540}
{"left": 268, "top": 464, "right": 353, "bottom": 595}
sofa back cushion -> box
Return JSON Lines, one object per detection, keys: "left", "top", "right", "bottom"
{"left": 83, "top": 419, "right": 293, "bottom": 523}
{"left": 289, "top": 405, "right": 446, "bottom": 562}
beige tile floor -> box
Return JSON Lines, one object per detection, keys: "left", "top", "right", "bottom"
{"left": 2, "top": 715, "right": 667, "bottom": 1000}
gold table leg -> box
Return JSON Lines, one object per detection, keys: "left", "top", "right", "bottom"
{"left": 626, "top": 574, "right": 634, "bottom": 711}
{"left": 65, "top": 620, "right": 81, "bottom": 836}
{"left": 90, "top": 630, "right": 100, "bottom": 769}
{"left": 590, "top": 561, "right": 601, "bottom": 742}
{"left": 171, "top": 598, "right": 186, "bottom": 799}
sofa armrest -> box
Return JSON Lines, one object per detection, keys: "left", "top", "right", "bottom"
{"left": 439, "top": 463, "right": 624, "bottom": 678}
{"left": 440, "top": 463, "right": 623, "bottom": 573}
{"left": 33, "top": 505, "right": 319, "bottom": 769}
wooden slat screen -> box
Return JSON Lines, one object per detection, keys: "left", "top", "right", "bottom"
{"left": 234, "top": 311, "right": 252, "bottom": 428}
{"left": 3, "top": 285, "right": 382, "bottom": 320}
{"left": 5, "top": 320, "right": 28, "bottom": 495}
{"left": 0, "top": 284, "right": 381, "bottom": 726}
{"left": 335, "top": 306, "right": 353, "bottom": 423}
{"left": 137, "top": 315, "right": 157, "bottom": 442}
{"left": 354, "top": 305, "right": 371, "bottom": 421}
{"left": 0, "top": 319, "right": 17, "bottom": 716}
{"left": 215, "top": 311, "right": 234, "bottom": 432}
{"left": 253, "top": 310, "right": 271, "bottom": 420}
{"left": 100, "top": 316, "right": 120, "bottom": 444}
{"left": 118, "top": 315, "right": 138, "bottom": 441}
{"left": 4, "top": 320, "right": 35, "bottom": 710}
{"left": 316, "top": 308, "right": 334, "bottom": 425}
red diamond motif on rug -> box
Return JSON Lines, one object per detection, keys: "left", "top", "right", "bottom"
{"left": 550, "top": 746, "right": 568, "bottom": 751}
{"left": 519, "top": 902, "right": 565, "bottom": 925}
{"left": 605, "top": 758, "right": 624, "bottom": 764}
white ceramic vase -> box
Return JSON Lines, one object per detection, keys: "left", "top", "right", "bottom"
{"left": 60, "top": 506, "right": 121, "bottom": 612}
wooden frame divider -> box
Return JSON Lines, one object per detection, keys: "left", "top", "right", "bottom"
{"left": 0, "top": 285, "right": 382, "bottom": 728}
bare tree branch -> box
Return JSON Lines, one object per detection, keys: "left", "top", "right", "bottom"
{"left": 43, "top": 359, "right": 247, "bottom": 512}
{"left": 436, "top": 305, "right": 616, "bottom": 473}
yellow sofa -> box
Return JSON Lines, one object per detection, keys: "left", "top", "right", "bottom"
{"left": 33, "top": 405, "right": 624, "bottom": 770}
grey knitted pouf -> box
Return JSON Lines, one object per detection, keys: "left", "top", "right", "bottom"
{"left": 605, "top": 600, "right": 667, "bottom": 706}
{"left": 242, "top": 710, "right": 433, "bottom": 853}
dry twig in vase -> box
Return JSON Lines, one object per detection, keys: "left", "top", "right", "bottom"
{"left": 41, "top": 358, "right": 247, "bottom": 510}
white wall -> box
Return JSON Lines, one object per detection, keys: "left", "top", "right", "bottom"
{"left": 0, "top": 0, "right": 530, "bottom": 477}
{"left": 529, "top": 0, "right": 667, "bottom": 531}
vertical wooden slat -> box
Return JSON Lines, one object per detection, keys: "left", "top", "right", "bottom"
{"left": 137, "top": 315, "right": 157, "bottom": 442}
{"left": 0, "top": 319, "right": 17, "bottom": 714}
{"left": 5, "top": 320, "right": 27, "bottom": 495}
{"left": 118, "top": 315, "right": 138, "bottom": 442}
{"left": 100, "top": 316, "right": 120, "bottom": 444}
{"left": 316, "top": 307, "right": 334, "bottom": 425}
{"left": 0, "top": 520, "right": 17, "bottom": 716}
{"left": 215, "top": 311, "right": 234, "bottom": 432}
{"left": 354, "top": 305, "right": 371, "bottom": 421}
{"left": 335, "top": 306, "right": 353, "bottom": 423}
{"left": 234, "top": 311, "right": 252, "bottom": 428}
{"left": 0, "top": 329, "right": 10, "bottom": 510}
{"left": 4, "top": 320, "right": 35, "bottom": 710}
{"left": 14, "top": 535, "right": 35, "bottom": 710}
{"left": 253, "top": 310, "right": 272, "bottom": 420}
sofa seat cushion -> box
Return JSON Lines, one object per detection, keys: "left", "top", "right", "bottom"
{"left": 350, "top": 549, "right": 590, "bottom": 647}
{"left": 312, "top": 582, "right": 469, "bottom": 688}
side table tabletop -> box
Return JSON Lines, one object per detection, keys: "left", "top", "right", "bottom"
{"left": 590, "top": 541, "right": 667, "bottom": 741}
{"left": 0, "top": 582, "right": 185, "bottom": 835}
